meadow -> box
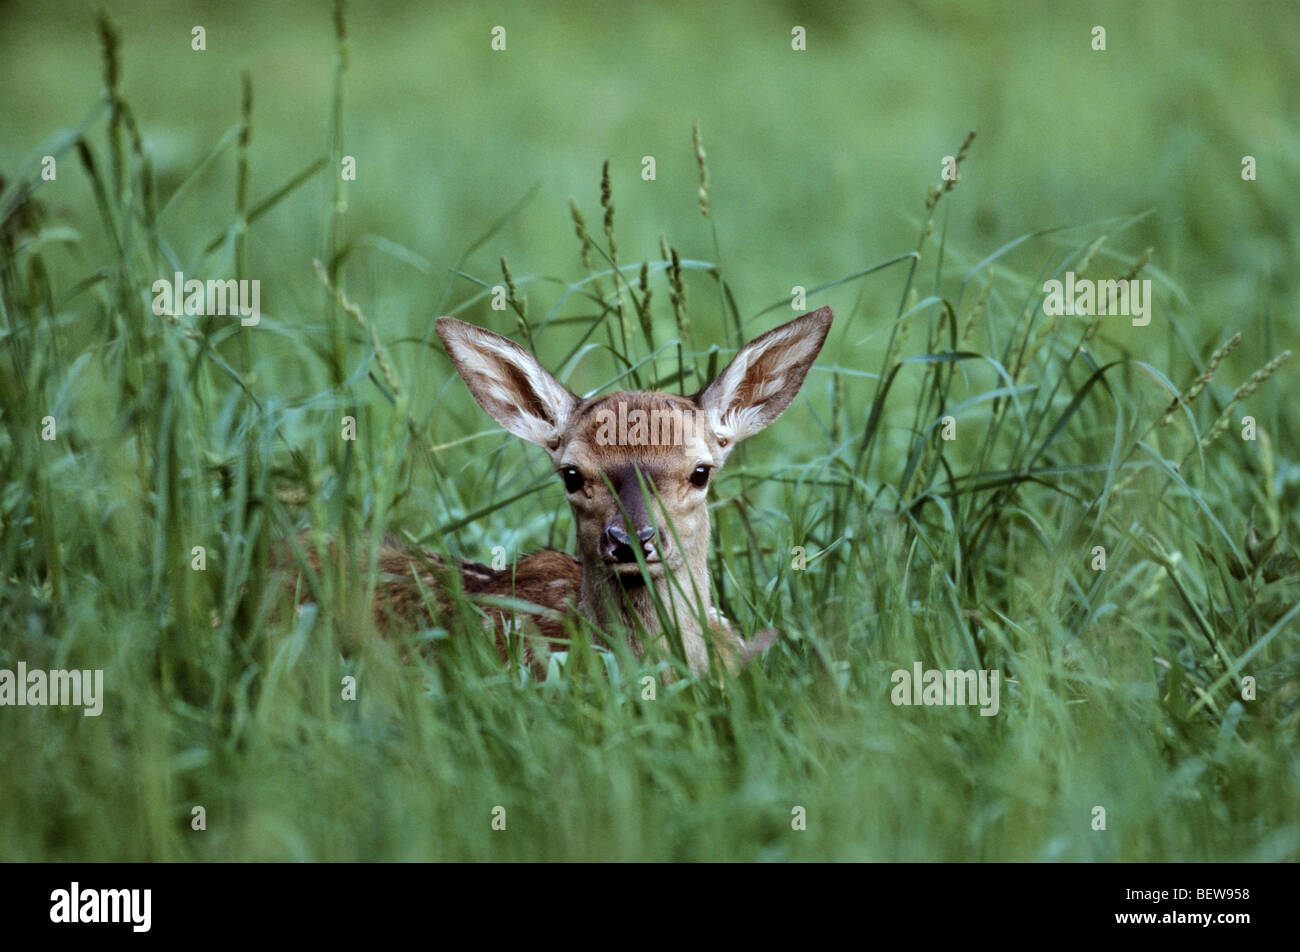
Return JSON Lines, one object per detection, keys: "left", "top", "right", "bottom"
{"left": 0, "top": 0, "right": 1297, "bottom": 860}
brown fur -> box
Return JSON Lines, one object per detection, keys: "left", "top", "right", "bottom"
{"left": 273, "top": 532, "right": 582, "bottom": 679}
{"left": 273, "top": 306, "right": 832, "bottom": 683}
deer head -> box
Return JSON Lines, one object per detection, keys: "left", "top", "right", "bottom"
{"left": 435, "top": 305, "right": 833, "bottom": 673}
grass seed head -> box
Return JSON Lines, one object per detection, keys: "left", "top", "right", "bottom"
{"left": 600, "top": 159, "right": 617, "bottom": 261}
{"left": 1200, "top": 349, "right": 1292, "bottom": 448}
{"left": 1162, "top": 332, "right": 1242, "bottom": 426}
{"left": 693, "top": 118, "right": 710, "bottom": 218}
{"left": 569, "top": 197, "right": 592, "bottom": 270}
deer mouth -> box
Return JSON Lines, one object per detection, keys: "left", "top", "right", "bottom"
{"left": 604, "top": 556, "right": 661, "bottom": 572}
{"left": 605, "top": 557, "right": 660, "bottom": 589}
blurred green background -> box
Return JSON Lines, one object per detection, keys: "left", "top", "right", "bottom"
{"left": 3, "top": 0, "right": 1297, "bottom": 361}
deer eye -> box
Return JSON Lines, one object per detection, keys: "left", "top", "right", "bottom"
{"left": 690, "top": 464, "right": 712, "bottom": 488}
{"left": 560, "top": 466, "right": 585, "bottom": 493}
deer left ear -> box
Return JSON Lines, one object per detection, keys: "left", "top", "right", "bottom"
{"left": 695, "top": 306, "right": 833, "bottom": 445}
{"left": 436, "top": 316, "right": 578, "bottom": 452}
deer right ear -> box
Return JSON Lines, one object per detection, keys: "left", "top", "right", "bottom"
{"left": 436, "top": 317, "right": 579, "bottom": 451}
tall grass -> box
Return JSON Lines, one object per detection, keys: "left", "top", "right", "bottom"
{"left": 1, "top": 7, "right": 1297, "bottom": 861}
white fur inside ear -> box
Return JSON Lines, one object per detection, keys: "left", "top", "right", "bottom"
{"left": 711, "top": 404, "right": 765, "bottom": 444}
{"left": 700, "top": 320, "right": 822, "bottom": 442}
{"left": 440, "top": 319, "right": 576, "bottom": 448}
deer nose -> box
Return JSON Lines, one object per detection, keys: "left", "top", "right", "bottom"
{"left": 605, "top": 524, "right": 658, "bottom": 563}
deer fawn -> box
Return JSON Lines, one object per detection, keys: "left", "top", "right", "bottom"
{"left": 286, "top": 306, "right": 832, "bottom": 680}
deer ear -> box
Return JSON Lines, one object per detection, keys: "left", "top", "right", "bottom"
{"left": 436, "top": 317, "right": 578, "bottom": 451}
{"left": 695, "top": 306, "right": 833, "bottom": 445}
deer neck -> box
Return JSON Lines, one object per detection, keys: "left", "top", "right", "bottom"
{"left": 577, "top": 533, "right": 714, "bottom": 672}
